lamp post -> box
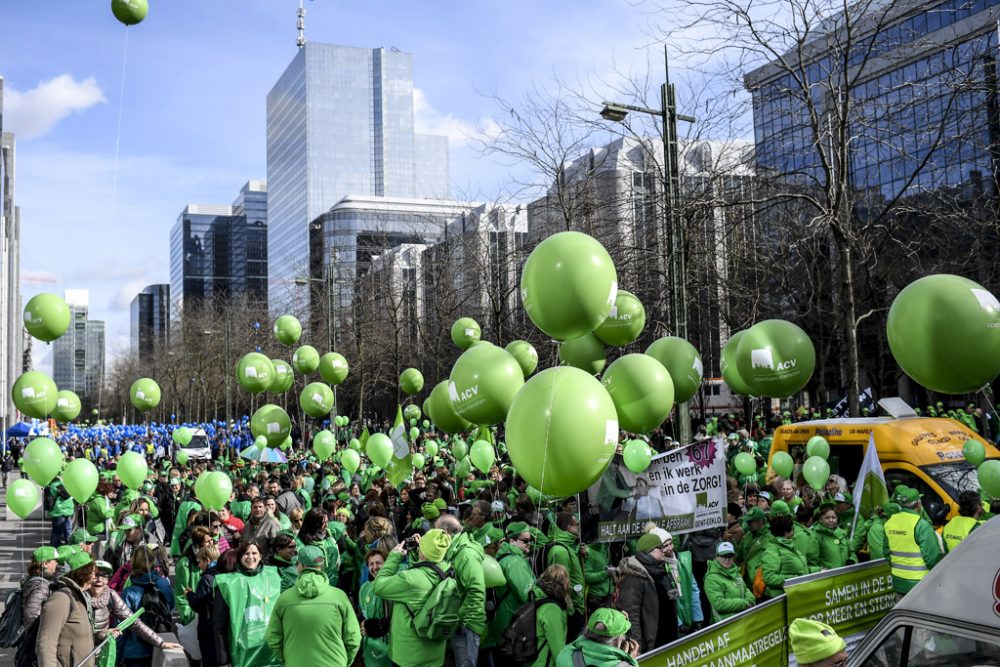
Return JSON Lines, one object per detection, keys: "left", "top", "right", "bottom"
{"left": 295, "top": 269, "right": 347, "bottom": 413}
{"left": 202, "top": 324, "right": 231, "bottom": 426}
{"left": 600, "top": 46, "right": 696, "bottom": 446}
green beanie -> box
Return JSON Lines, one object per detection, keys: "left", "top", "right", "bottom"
{"left": 587, "top": 608, "right": 631, "bottom": 637}
{"left": 770, "top": 500, "right": 792, "bottom": 517}
{"left": 636, "top": 533, "right": 661, "bottom": 554}
{"left": 789, "top": 618, "right": 846, "bottom": 663}
{"left": 433, "top": 497, "right": 447, "bottom": 511}
{"left": 506, "top": 521, "right": 530, "bottom": 537}
{"left": 418, "top": 528, "right": 452, "bottom": 563}
{"left": 422, "top": 502, "right": 440, "bottom": 520}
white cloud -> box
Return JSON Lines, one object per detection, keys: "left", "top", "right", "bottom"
{"left": 4, "top": 74, "right": 105, "bottom": 139}
{"left": 413, "top": 88, "right": 499, "bottom": 147}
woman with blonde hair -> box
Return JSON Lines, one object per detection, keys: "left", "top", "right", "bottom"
{"left": 527, "top": 564, "right": 571, "bottom": 667}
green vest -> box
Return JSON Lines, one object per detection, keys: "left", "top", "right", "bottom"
{"left": 942, "top": 515, "right": 977, "bottom": 553}
{"left": 672, "top": 551, "right": 696, "bottom": 626}
{"left": 213, "top": 568, "right": 282, "bottom": 667}
{"left": 885, "top": 512, "right": 928, "bottom": 582}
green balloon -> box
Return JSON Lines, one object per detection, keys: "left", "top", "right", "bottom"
{"left": 622, "top": 439, "right": 651, "bottom": 473}
{"left": 806, "top": 436, "right": 830, "bottom": 460}
{"left": 62, "top": 458, "right": 98, "bottom": 504}
{"left": 425, "top": 441, "right": 438, "bottom": 457}
{"left": 52, "top": 390, "right": 81, "bottom": 422}
{"left": 770, "top": 451, "right": 794, "bottom": 478}
{"left": 116, "top": 451, "right": 147, "bottom": 490}
{"left": 254, "top": 435, "right": 269, "bottom": 449}
{"left": 279, "top": 436, "right": 293, "bottom": 451}
{"left": 482, "top": 555, "right": 506, "bottom": 588}
{"left": 13, "top": 371, "right": 58, "bottom": 419}
{"left": 193, "top": 472, "right": 210, "bottom": 501}
{"left": 366, "top": 433, "right": 394, "bottom": 468}
{"left": 23, "top": 437, "right": 64, "bottom": 486}
{"left": 172, "top": 427, "right": 192, "bottom": 446}
{"left": 313, "top": 430, "right": 336, "bottom": 460}
{"left": 963, "top": 439, "right": 986, "bottom": 467}
{"left": 274, "top": 315, "right": 302, "bottom": 346}
{"left": 176, "top": 450, "right": 189, "bottom": 465}
{"left": 7, "top": 479, "right": 40, "bottom": 519}
{"left": 129, "top": 378, "right": 161, "bottom": 411}
{"left": 451, "top": 317, "right": 482, "bottom": 350}
{"left": 594, "top": 290, "right": 646, "bottom": 346}
{"left": 404, "top": 404, "right": 422, "bottom": 422}
{"left": 199, "top": 471, "right": 233, "bottom": 510}
{"left": 319, "top": 353, "right": 349, "bottom": 386}
{"left": 342, "top": 448, "right": 361, "bottom": 474}
{"left": 455, "top": 457, "right": 473, "bottom": 479}
{"left": 236, "top": 353, "right": 275, "bottom": 394}
{"left": 559, "top": 333, "right": 606, "bottom": 375}
{"left": 23, "top": 292, "right": 70, "bottom": 342}
{"left": 300, "top": 382, "right": 334, "bottom": 418}
{"left": 521, "top": 231, "right": 618, "bottom": 341}
{"left": 452, "top": 439, "right": 469, "bottom": 460}
{"left": 426, "top": 380, "right": 473, "bottom": 434}
{"left": 111, "top": 0, "right": 148, "bottom": 25}
{"left": 601, "top": 354, "right": 675, "bottom": 434}
{"left": 269, "top": 360, "right": 294, "bottom": 393}
{"left": 411, "top": 453, "right": 426, "bottom": 469}
{"left": 505, "top": 340, "right": 538, "bottom": 377}
{"left": 250, "top": 404, "right": 291, "bottom": 447}
{"left": 449, "top": 343, "right": 524, "bottom": 426}
{"left": 409, "top": 426, "right": 421, "bottom": 442}
{"left": 645, "top": 337, "right": 703, "bottom": 403}
{"left": 734, "top": 452, "right": 757, "bottom": 476}
{"left": 720, "top": 332, "right": 756, "bottom": 397}
{"left": 887, "top": 275, "right": 1000, "bottom": 394}
{"left": 979, "top": 459, "right": 1000, "bottom": 498}
{"left": 348, "top": 438, "right": 362, "bottom": 452}
{"left": 292, "top": 345, "right": 321, "bottom": 374}
{"left": 735, "top": 320, "right": 815, "bottom": 398}
{"left": 802, "top": 456, "right": 831, "bottom": 492}
{"left": 422, "top": 419, "right": 430, "bottom": 429}
{"left": 400, "top": 368, "right": 425, "bottom": 395}
{"left": 506, "top": 366, "right": 619, "bottom": 497}
{"left": 471, "top": 440, "right": 496, "bottom": 473}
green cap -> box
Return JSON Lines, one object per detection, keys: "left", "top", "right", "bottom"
{"left": 893, "top": 485, "right": 921, "bottom": 504}
{"left": 506, "top": 521, "right": 530, "bottom": 537}
{"left": 33, "top": 546, "right": 58, "bottom": 563}
{"left": 66, "top": 551, "right": 94, "bottom": 572}
{"left": 120, "top": 514, "right": 143, "bottom": 529}
{"left": 769, "top": 500, "right": 792, "bottom": 517}
{"left": 636, "top": 533, "right": 661, "bottom": 554}
{"left": 421, "top": 502, "right": 440, "bottom": 520}
{"left": 418, "top": 528, "right": 452, "bottom": 563}
{"left": 56, "top": 545, "right": 76, "bottom": 564}
{"left": 587, "top": 608, "right": 631, "bottom": 637}
{"left": 745, "top": 506, "right": 767, "bottom": 522}
{"left": 432, "top": 497, "right": 447, "bottom": 511}
{"left": 69, "top": 529, "right": 99, "bottom": 545}
{"left": 297, "top": 545, "right": 326, "bottom": 571}
{"left": 95, "top": 560, "right": 114, "bottom": 574}
{"left": 789, "top": 618, "right": 846, "bottom": 663}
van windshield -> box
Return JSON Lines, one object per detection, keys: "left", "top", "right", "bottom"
{"left": 920, "top": 460, "right": 995, "bottom": 498}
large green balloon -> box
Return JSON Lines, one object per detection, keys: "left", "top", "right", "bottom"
{"left": 62, "top": 459, "right": 98, "bottom": 504}
{"left": 646, "top": 337, "right": 703, "bottom": 403}
{"left": 411, "top": 452, "right": 426, "bottom": 470}
{"left": 735, "top": 320, "right": 815, "bottom": 398}
{"left": 319, "top": 353, "right": 349, "bottom": 385}
{"left": 199, "top": 471, "right": 233, "bottom": 510}
{"left": 802, "top": 456, "right": 831, "bottom": 492}
{"left": 559, "top": 333, "right": 606, "bottom": 375}
{"left": 449, "top": 343, "right": 524, "bottom": 426}
{"left": 506, "top": 366, "right": 619, "bottom": 497}
{"left": 12, "top": 371, "right": 58, "bottom": 419}
{"left": 451, "top": 318, "right": 482, "bottom": 350}
{"left": 274, "top": 315, "right": 302, "bottom": 346}
{"left": 129, "top": 378, "right": 161, "bottom": 412}
{"left": 269, "top": 360, "right": 294, "bottom": 393}
{"left": 471, "top": 440, "right": 496, "bottom": 473}
{"left": 720, "top": 332, "right": 755, "bottom": 397}
{"left": 452, "top": 439, "right": 469, "bottom": 460}
{"left": 887, "top": 275, "right": 1000, "bottom": 394}
{"left": 236, "top": 353, "right": 275, "bottom": 394}
{"left": 7, "top": 480, "right": 40, "bottom": 519}
{"left": 622, "top": 439, "right": 652, "bottom": 473}
{"left": 427, "top": 381, "right": 473, "bottom": 435}
{"left": 23, "top": 293, "right": 71, "bottom": 342}
{"left": 505, "top": 340, "right": 538, "bottom": 377}
{"left": 23, "top": 437, "right": 64, "bottom": 487}
{"left": 521, "top": 231, "right": 618, "bottom": 341}
{"left": 172, "top": 427, "right": 193, "bottom": 446}
{"left": 601, "top": 354, "right": 675, "bottom": 434}
{"left": 770, "top": 451, "right": 794, "bottom": 478}
{"left": 979, "top": 459, "right": 1000, "bottom": 498}
{"left": 292, "top": 345, "right": 321, "bottom": 374}
{"left": 251, "top": 404, "right": 292, "bottom": 447}
{"left": 300, "top": 382, "right": 334, "bottom": 418}
{"left": 342, "top": 448, "right": 361, "bottom": 474}
{"left": 594, "top": 290, "right": 646, "bottom": 346}
{"left": 313, "top": 430, "right": 336, "bottom": 460}
{"left": 806, "top": 436, "right": 830, "bottom": 460}
{"left": 963, "top": 439, "right": 986, "bottom": 467}
{"left": 111, "top": 0, "right": 148, "bottom": 25}
{"left": 482, "top": 555, "right": 507, "bottom": 588}
{"left": 176, "top": 450, "right": 189, "bottom": 465}
{"left": 116, "top": 451, "right": 147, "bottom": 490}
{"left": 734, "top": 452, "right": 757, "bottom": 476}
{"left": 404, "top": 405, "right": 421, "bottom": 422}
{"left": 52, "top": 390, "right": 81, "bottom": 422}
{"left": 400, "top": 368, "right": 425, "bottom": 395}
{"left": 425, "top": 441, "right": 438, "bottom": 457}
{"left": 366, "top": 433, "right": 394, "bottom": 468}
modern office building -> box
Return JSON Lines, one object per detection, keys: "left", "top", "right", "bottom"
{"left": 1, "top": 75, "right": 24, "bottom": 433}
{"left": 169, "top": 181, "right": 268, "bottom": 316}
{"left": 53, "top": 290, "right": 105, "bottom": 398}
{"left": 130, "top": 284, "right": 170, "bottom": 361}
{"left": 266, "top": 42, "right": 450, "bottom": 310}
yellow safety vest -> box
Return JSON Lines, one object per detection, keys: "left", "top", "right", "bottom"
{"left": 941, "top": 515, "right": 977, "bottom": 553}
{"left": 885, "top": 512, "right": 929, "bottom": 581}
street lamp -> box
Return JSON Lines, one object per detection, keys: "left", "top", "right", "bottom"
{"left": 600, "top": 46, "right": 696, "bottom": 446}
{"left": 294, "top": 271, "right": 347, "bottom": 414}
{"left": 202, "top": 325, "right": 231, "bottom": 426}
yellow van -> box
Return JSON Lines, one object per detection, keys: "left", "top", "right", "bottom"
{"left": 768, "top": 416, "right": 1000, "bottom": 522}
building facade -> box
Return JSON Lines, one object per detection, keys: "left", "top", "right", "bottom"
{"left": 266, "top": 43, "right": 450, "bottom": 309}
{"left": 130, "top": 284, "right": 170, "bottom": 361}
{"left": 1, "top": 75, "right": 24, "bottom": 433}
{"left": 53, "top": 290, "right": 105, "bottom": 398}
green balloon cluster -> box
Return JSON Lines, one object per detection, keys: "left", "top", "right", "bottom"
{"left": 7, "top": 480, "right": 40, "bottom": 519}
{"left": 426, "top": 381, "right": 472, "bottom": 434}
{"left": 116, "top": 451, "right": 147, "bottom": 490}
{"left": 505, "top": 340, "right": 538, "bottom": 377}
{"left": 559, "top": 333, "right": 606, "bottom": 375}
{"left": 645, "top": 337, "right": 703, "bottom": 403}
{"left": 23, "top": 438, "right": 64, "bottom": 487}
{"left": 319, "top": 353, "right": 349, "bottom": 385}
{"left": 887, "top": 275, "right": 1000, "bottom": 394}
{"left": 451, "top": 318, "right": 482, "bottom": 349}
{"left": 269, "top": 360, "right": 294, "bottom": 393}
{"left": 111, "top": 0, "right": 148, "bottom": 26}
{"left": 23, "top": 293, "right": 71, "bottom": 342}
{"left": 130, "top": 378, "right": 161, "bottom": 412}
{"left": 601, "top": 354, "right": 674, "bottom": 434}
{"left": 735, "top": 320, "right": 815, "bottom": 398}
{"left": 53, "top": 390, "right": 81, "bottom": 422}
{"left": 251, "top": 404, "right": 291, "bottom": 447}
{"left": 300, "top": 382, "right": 334, "bottom": 418}
{"left": 292, "top": 345, "right": 320, "bottom": 374}
{"left": 274, "top": 315, "right": 302, "bottom": 346}
{"left": 400, "top": 368, "right": 425, "bottom": 395}
{"left": 623, "top": 439, "right": 652, "bottom": 473}
{"left": 521, "top": 231, "right": 618, "bottom": 341}
{"left": 13, "top": 371, "right": 58, "bottom": 419}
{"left": 594, "top": 290, "right": 646, "bottom": 346}
{"left": 449, "top": 343, "right": 524, "bottom": 426}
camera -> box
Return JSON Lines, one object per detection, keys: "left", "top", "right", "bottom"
{"left": 403, "top": 535, "right": 421, "bottom": 552}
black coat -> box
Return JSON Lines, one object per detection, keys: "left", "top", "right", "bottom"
{"left": 615, "top": 554, "right": 678, "bottom": 652}
{"left": 186, "top": 566, "right": 219, "bottom": 667}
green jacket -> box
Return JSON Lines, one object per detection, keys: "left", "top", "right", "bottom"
{"left": 46, "top": 481, "right": 74, "bottom": 518}
{"left": 866, "top": 517, "right": 888, "bottom": 559}
{"left": 444, "top": 531, "right": 488, "bottom": 635}
{"left": 484, "top": 542, "right": 535, "bottom": 648}
{"left": 704, "top": 559, "right": 755, "bottom": 622}
{"left": 272, "top": 556, "right": 299, "bottom": 592}
{"left": 584, "top": 543, "right": 612, "bottom": 598}
{"left": 231, "top": 499, "right": 251, "bottom": 521}
{"left": 528, "top": 589, "right": 568, "bottom": 667}
{"left": 84, "top": 494, "right": 115, "bottom": 536}
{"left": 546, "top": 524, "right": 584, "bottom": 614}
{"left": 791, "top": 522, "right": 812, "bottom": 558}
{"left": 736, "top": 527, "right": 770, "bottom": 585}
{"left": 371, "top": 551, "right": 452, "bottom": 667}
{"left": 761, "top": 537, "right": 809, "bottom": 598}
{"left": 173, "top": 555, "right": 201, "bottom": 625}
{"left": 214, "top": 567, "right": 282, "bottom": 667}
{"left": 808, "top": 524, "right": 854, "bottom": 571}
{"left": 266, "top": 569, "right": 361, "bottom": 667}
{"left": 556, "top": 637, "right": 639, "bottom": 667}
{"left": 170, "top": 499, "right": 203, "bottom": 557}
{"left": 358, "top": 580, "right": 391, "bottom": 667}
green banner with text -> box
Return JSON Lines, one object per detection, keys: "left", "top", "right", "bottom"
{"left": 783, "top": 559, "right": 895, "bottom": 638}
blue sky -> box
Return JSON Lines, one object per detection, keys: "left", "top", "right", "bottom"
{"left": 1, "top": 0, "right": 680, "bottom": 369}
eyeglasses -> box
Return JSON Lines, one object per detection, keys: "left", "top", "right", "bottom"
{"left": 827, "top": 659, "right": 847, "bottom": 667}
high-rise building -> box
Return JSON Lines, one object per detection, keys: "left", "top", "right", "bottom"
{"left": 169, "top": 181, "right": 268, "bottom": 316}
{"left": 130, "top": 284, "right": 170, "bottom": 361}
{"left": 266, "top": 43, "right": 450, "bottom": 310}
{"left": 1, "top": 75, "right": 24, "bottom": 433}
{"left": 53, "top": 290, "right": 105, "bottom": 398}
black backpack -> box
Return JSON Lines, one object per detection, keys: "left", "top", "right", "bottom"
{"left": 14, "top": 585, "right": 76, "bottom": 667}
{"left": 0, "top": 587, "right": 26, "bottom": 647}
{"left": 498, "top": 594, "right": 559, "bottom": 665}
{"left": 139, "top": 583, "right": 174, "bottom": 634}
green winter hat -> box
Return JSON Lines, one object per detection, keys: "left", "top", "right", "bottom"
{"left": 745, "top": 506, "right": 767, "bottom": 522}
{"left": 66, "top": 551, "right": 94, "bottom": 573}
{"left": 432, "top": 497, "right": 447, "bottom": 511}
{"left": 769, "top": 500, "right": 792, "bottom": 517}
{"left": 789, "top": 618, "right": 846, "bottom": 663}
{"left": 484, "top": 526, "right": 505, "bottom": 545}
{"left": 297, "top": 545, "right": 326, "bottom": 571}
{"left": 422, "top": 502, "right": 440, "bottom": 520}
{"left": 418, "top": 528, "right": 452, "bottom": 563}
{"left": 587, "top": 608, "right": 631, "bottom": 637}
{"left": 506, "top": 521, "right": 530, "bottom": 537}
{"left": 636, "top": 533, "right": 661, "bottom": 554}
{"left": 33, "top": 546, "right": 58, "bottom": 563}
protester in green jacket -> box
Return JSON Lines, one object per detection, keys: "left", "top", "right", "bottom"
{"left": 761, "top": 515, "right": 810, "bottom": 598}
{"left": 546, "top": 513, "right": 585, "bottom": 617}
{"left": 358, "top": 550, "right": 391, "bottom": 667}
{"left": 170, "top": 498, "right": 203, "bottom": 557}
{"left": 808, "top": 502, "right": 855, "bottom": 571}
{"left": 528, "top": 566, "right": 571, "bottom": 667}
{"left": 556, "top": 608, "right": 640, "bottom": 667}
{"left": 484, "top": 523, "right": 536, "bottom": 648}
{"left": 371, "top": 529, "right": 454, "bottom": 667}
{"left": 84, "top": 487, "right": 115, "bottom": 538}
{"left": 770, "top": 501, "right": 811, "bottom": 556}
{"left": 266, "top": 545, "right": 360, "bottom": 667}
{"left": 269, "top": 532, "right": 300, "bottom": 592}
{"left": 436, "top": 512, "right": 487, "bottom": 662}
{"left": 736, "top": 506, "right": 770, "bottom": 586}
{"left": 46, "top": 480, "right": 75, "bottom": 547}
{"left": 704, "top": 542, "right": 755, "bottom": 622}
{"left": 583, "top": 542, "right": 613, "bottom": 613}
{"left": 297, "top": 508, "right": 341, "bottom": 586}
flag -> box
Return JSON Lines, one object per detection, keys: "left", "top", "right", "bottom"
{"left": 386, "top": 405, "right": 413, "bottom": 487}
{"left": 359, "top": 426, "right": 370, "bottom": 448}
{"left": 852, "top": 433, "right": 889, "bottom": 524}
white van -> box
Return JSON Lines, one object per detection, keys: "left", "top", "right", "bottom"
{"left": 849, "top": 518, "right": 1000, "bottom": 666}
{"left": 176, "top": 428, "right": 212, "bottom": 460}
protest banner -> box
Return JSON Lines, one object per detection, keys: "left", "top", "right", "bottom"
{"left": 784, "top": 559, "right": 895, "bottom": 638}
{"left": 591, "top": 439, "right": 727, "bottom": 542}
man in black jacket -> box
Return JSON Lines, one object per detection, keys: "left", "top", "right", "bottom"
{"left": 616, "top": 532, "right": 679, "bottom": 653}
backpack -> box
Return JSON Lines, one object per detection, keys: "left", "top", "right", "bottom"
{"left": 407, "top": 563, "right": 462, "bottom": 641}
{"left": 0, "top": 587, "right": 26, "bottom": 647}
{"left": 498, "top": 594, "right": 558, "bottom": 665}
{"left": 139, "top": 582, "right": 174, "bottom": 634}
{"left": 15, "top": 588, "right": 78, "bottom": 667}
